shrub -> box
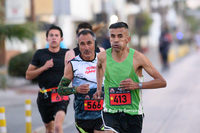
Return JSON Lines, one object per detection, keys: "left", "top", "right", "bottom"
{"left": 8, "top": 50, "right": 38, "bottom": 82}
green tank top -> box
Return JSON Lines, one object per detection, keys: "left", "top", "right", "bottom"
{"left": 104, "top": 48, "right": 143, "bottom": 115}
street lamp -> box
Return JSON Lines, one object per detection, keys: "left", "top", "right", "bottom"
{"left": 110, "top": 15, "right": 118, "bottom": 25}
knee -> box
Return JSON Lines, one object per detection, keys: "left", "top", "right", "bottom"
{"left": 54, "top": 123, "right": 62, "bottom": 132}
{"left": 45, "top": 125, "right": 54, "bottom": 133}
{"left": 45, "top": 128, "right": 54, "bottom": 133}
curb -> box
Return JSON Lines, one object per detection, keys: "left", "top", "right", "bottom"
{"left": 178, "top": 44, "right": 189, "bottom": 57}
{"left": 168, "top": 44, "right": 191, "bottom": 63}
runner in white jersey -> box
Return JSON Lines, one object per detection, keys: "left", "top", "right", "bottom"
{"left": 58, "top": 30, "right": 104, "bottom": 133}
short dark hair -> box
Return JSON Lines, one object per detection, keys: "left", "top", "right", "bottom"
{"left": 77, "top": 30, "right": 97, "bottom": 50}
{"left": 46, "top": 25, "right": 63, "bottom": 37}
{"left": 76, "top": 22, "right": 93, "bottom": 35}
{"left": 109, "top": 22, "right": 129, "bottom": 29}
{"left": 77, "top": 30, "right": 96, "bottom": 41}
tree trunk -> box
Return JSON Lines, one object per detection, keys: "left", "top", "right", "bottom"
{"left": 0, "top": 35, "right": 6, "bottom": 66}
{"left": 0, "top": 0, "right": 5, "bottom": 66}
{"left": 30, "top": 0, "right": 37, "bottom": 50}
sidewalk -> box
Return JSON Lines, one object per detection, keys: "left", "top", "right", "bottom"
{"left": 144, "top": 43, "right": 196, "bottom": 71}
{"left": 1, "top": 76, "right": 38, "bottom": 94}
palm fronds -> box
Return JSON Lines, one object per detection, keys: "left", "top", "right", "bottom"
{"left": 0, "top": 23, "right": 37, "bottom": 41}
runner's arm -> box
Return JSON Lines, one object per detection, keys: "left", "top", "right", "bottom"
{"left": 120, "top": 51, "right": 166, "bottom": 90}
{"left": 26, "top": 59, "right": 53, "bottom": 80}
{"left": 94, "top": 52, "right": 106, "bottom": 101}
{"left": 64, "top": 49, "right": 75, "bottom": 65}
{"left": 58, "top": 62, "right": 75, "bottom": 96}
{"left": 136, "top": 51, "right": 167, "bottom": 89}
{"left": 26, "top": 64, "right": 44, "bottom": 80}
{"left": 58, "top": 77, "right": 77, "bottom": 95}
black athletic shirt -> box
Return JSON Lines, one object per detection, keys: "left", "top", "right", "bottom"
{"left": 73, "top": 47, "right": 100, "bottom": 56}
{"left": 31, "top": 48, "right": 69, "bottom": 89}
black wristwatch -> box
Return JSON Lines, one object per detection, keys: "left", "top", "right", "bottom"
{"left": 138, "top": 82, "right": 143, "bottom": 89}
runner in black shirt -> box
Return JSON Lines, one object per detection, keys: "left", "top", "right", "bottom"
{"left": 26, "top": 25, "right": 69, "bottom": 133}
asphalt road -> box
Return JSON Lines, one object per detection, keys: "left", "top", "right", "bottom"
{"left": 142, "top": 52, "right": 200, "bottom": 133}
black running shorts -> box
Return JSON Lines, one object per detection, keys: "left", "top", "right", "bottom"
{"left": 75, "top": 118, "right": 104, "bottom": 133}
{"left": 37, "top": 98, "right": 69, "bottom": 123}
{"left": 102, "top": 112, "right": 143, "bottom": 133}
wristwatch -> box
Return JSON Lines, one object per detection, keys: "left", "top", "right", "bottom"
{"left": 138, "top": 82, "right": 142, "bottom": 89}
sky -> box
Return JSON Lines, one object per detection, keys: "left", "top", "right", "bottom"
{"left": 186, "top": 0, "right": 200, "bottom": 9}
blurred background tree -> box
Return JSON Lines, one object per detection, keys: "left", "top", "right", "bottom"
{"left": 185, "top": 16, "right": 200, "bottom": 33}
{"left": 0, "top": 0, "right": 36, "bottom": 66}
{"left": 135, "top": 12, "right": 153, "bottom": 52}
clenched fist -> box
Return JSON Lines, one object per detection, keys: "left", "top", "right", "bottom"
{"left": 44, "top": 58, "right": 54, "bottom": 70}
{"left": 76, "top": 84, "right": 90, "bottom": 94}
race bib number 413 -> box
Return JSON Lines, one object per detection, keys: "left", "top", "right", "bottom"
{"left": 109, "top": 87, "right": 132, "bottom": 105}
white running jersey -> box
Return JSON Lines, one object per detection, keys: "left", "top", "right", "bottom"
{"left": 70, "top": 53, "right": 103, "bottom": 120}
{"left": 71, "top": 54, "right": 99, "bottom": 89}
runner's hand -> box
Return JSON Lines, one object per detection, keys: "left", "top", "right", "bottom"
{"left": 93, "top": 90, "right": 102, "bottom": 103}
{"left": 44, "top": 58, "right": 54, "bottom": 70}
{"left": 119, "top": 78, "right": 137, "bottom": 90}
{"left": 76, "top": 84, "right": 90, "bottom": 94}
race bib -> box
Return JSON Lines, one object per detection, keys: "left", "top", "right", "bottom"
{"left": 51, "top": 88, "right": 69, "bottom": 103}
{"left": 109, "top": 87, "right": 132, "bottom": 105}
{"left": 84, "top": 94, "right": 103, "bottom": 111}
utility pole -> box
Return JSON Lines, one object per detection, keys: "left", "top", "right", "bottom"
{"left": 0, "top": 0, "right": 6, "bottom": 66}
{"left": 30, "top": 0, "right": 35, "bottom": 22}
{"left": 0, "top": 0, "right": 4, "bottom": 23}
{"left": 30, "top": 0, "right": 36, "bottom": 50}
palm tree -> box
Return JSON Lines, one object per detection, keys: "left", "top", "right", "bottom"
{"left": 0, "top": 0, "right": 36, "bottom": 66}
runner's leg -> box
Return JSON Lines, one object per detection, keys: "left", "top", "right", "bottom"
{"left": 44, "top": 121, "right": 54, "bottom": 133}
{"left": 54, "top": 110, "right": 66, "bottom": 133}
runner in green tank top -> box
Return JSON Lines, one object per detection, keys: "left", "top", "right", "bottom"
{"left": 93, "top": 22, "right": 167, "bottom": 133}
